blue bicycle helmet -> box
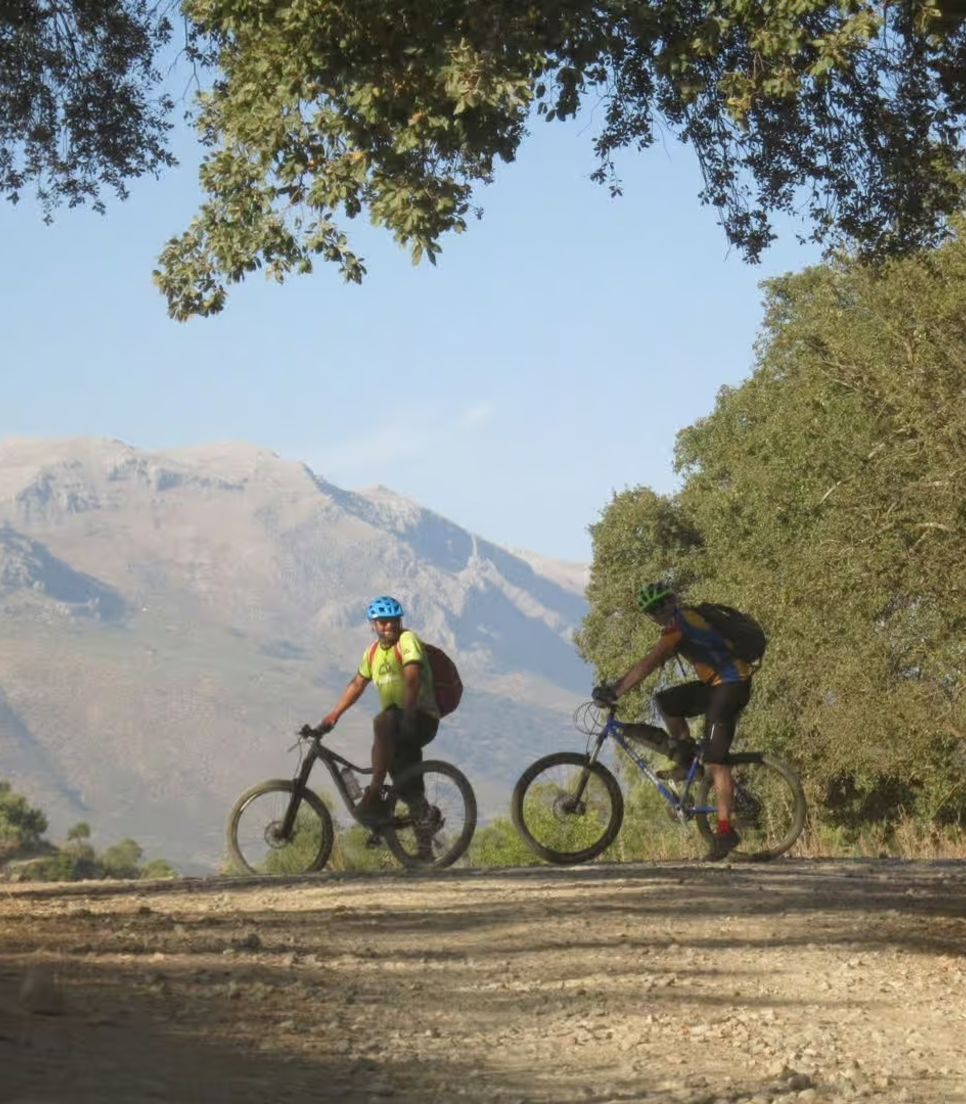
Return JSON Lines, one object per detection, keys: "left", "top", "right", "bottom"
{"left": 366, "top": 595, "right": 404, "bottom": 621}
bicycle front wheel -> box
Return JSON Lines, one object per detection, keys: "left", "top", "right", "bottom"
{"left": 227, "top": 780, "right": 334, "bottom": 875}
{"left": 383, "top": 760, "right": 477, "bottom": 870}
{"left": 511, "top": 752, "right": 623, "bottom": 865}
{"left": 695, "top": 754, "right": 806, "bottom": 861}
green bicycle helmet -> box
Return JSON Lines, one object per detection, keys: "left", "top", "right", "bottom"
{"left": 637, "top": 582, "right": 674, "bottom": 613}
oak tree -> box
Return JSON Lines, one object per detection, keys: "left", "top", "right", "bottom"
{"left": 154, "top": 0, "right": 966, "bottom": 317}
{"left": 2, "top": 0, "right": 176, "bottom": 216}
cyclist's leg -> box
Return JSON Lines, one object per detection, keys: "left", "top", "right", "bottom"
{"left": 703, "top": 681, "right": 752, "bottom": 853}
{"left": 390, "top": 715, "right": 440, "bottom": 859}
{"left": 655, "top": 682, "right": 709, "bottom": 765}
{"left": 620, "top": 721, "right": 675, "bottom": 756}
{"left": 390, "top": 712, "right": 439, "bottom": 803}
{"left": 360, "top": 709, "right": 438, "bottom": 824}
{"left": 357, "top": 707, "right": 402, "bottom": 820}
{"left": 369, "top": 706, "right": 400, "bottom": 792}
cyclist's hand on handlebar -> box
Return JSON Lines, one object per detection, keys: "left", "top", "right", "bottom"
{"left": 592, "top": 682, "right": 619, "bottom": 706}
{"left": 299, "top": 721, "right": 334, "bottom": 738}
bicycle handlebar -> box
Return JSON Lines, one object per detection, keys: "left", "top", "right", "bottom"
{"left": 591, "top": 683, "right": 619, "bottom": 708}
{"left": 298, "top": 722, "right": 334, "bottom": 739}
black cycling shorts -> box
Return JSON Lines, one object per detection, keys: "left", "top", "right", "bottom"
{"left": 376, "top": 706, "right": 439, "bottom": 796}
{"left": 654, "top": 680, "right": 751, "bottom": 764}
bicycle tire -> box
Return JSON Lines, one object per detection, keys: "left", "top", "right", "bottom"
{"left": 227, "top": 780, "right": 335, "bottom": 875}
{"left": 511, "top": 752, "right": 624, "bottom": 865}
{"left": 695, "top": 753, "right": 806, "bottom": 861}
{"left": 382, "top": 760, "right": 477, "bottom": 870}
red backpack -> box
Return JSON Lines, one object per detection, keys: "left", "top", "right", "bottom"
{"left": 367, "top": 639, "right": 463, "bottom": 717}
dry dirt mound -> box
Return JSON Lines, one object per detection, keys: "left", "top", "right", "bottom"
{"left": 1, "top": 859, "right": 964, "bottom": 1104}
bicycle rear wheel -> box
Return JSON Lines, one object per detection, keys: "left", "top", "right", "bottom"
{"left": 382, "top": 760, "right": 477, "bottom": 870}
{"left": 511, "top": 752, "right": 623, "bottom": 865}
{"left": 227, "top": 780, "right": 334, "bottom": 875}
{"left": 695, "top": 754, "right": 806, "bottom": 861}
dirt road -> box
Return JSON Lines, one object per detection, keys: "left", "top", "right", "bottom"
{"left": 1, "top": 859, "right": 964, "bottom": 1104}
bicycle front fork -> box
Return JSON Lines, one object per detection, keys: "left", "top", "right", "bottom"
{"left": 571, "top": 734, "right": 608, "bottom": 800}
{"left": 280, "top": 748, "right": 318, "bottom": 837}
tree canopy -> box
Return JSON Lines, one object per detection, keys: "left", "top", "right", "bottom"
{"left": 153, "top": 0, "right": 966, "bottom": 317}
{"left": 577, "top": 222, "right": 966, "bottom": 831}
{"left": 1, "top": 0, "right": 176, "bottom": 217}
{"left": 5, "top": 2, "right": 966, "bottom": 315}
{"left": 0, "top": 779, "right": 47, "bottom": 856}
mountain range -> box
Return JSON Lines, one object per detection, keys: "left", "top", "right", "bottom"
{"left": 0, "top": 438, "right": 591, "bottom": 870}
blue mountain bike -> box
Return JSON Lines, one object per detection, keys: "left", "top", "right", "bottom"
{"left": 511, "top": 701, "right": 806, "bottom": 864}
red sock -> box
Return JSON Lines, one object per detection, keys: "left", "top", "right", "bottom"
{"left": 718, "top": 819, "right": 733, "bottom": 835}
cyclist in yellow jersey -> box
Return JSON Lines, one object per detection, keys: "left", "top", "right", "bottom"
{"left": 320, "top": 595, "right": 439, "bottom": 824}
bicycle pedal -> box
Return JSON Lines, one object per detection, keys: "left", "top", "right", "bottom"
{"left": 364, "top": 832, "right": 385, "bottom": 850}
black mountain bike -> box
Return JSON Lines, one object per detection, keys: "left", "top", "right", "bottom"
{"left": 227, "top": 723, "right": 477, "bottom": 874}
{"left": 512, "top": 701, "right": 806, "bottom": 864}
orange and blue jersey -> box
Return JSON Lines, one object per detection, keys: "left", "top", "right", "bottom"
{"left": 661, "top": 607, "right": 752, "bottom": 686}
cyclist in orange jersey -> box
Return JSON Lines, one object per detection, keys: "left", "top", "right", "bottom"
{"left": 595, "top": 583, "right": 754, "bottom": 861}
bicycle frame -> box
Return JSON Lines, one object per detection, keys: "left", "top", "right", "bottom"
{"left": 582, "top": 707, "right": 717, "bottom": 824}
{"left": 279, "top": 735, "right": 374, "bottom": 838}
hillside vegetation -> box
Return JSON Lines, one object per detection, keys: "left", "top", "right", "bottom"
{"left": 0, "top": 780, "right": 176, "bottom": 882}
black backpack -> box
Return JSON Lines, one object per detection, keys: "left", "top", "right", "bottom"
{"left": 693, "top": 603, "right": 767, "bottom": 666}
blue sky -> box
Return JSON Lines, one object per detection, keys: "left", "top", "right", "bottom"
{"left": 2, "top": 107, "right": 819, "bottom": 563}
